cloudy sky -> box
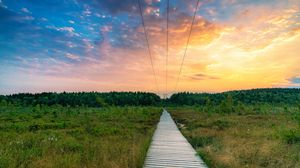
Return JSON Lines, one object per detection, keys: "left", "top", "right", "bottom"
{"left": 0, "top": 0, "right": 300, "bottom": 95}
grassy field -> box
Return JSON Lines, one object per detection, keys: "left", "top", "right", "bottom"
{"left": 0, "top": 105, "right": 161, "bottom": 168}
{"left": 169, "top": 106, "right": 300, "bottom": 168}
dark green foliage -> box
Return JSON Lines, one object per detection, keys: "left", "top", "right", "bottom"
{"left": 219, "top": 95, "right": 234, "bottom": 113}
{"left": 282, "top": 130, "right": 300, "bottom": 144}
{"left": 169, "top": 88, "right": 300, "bottom": 106}
{"left": 1, "top": 92, "right": 161, "bottom": 107}
{"left": 236, "top": 101, "right": 246, "bottom": 114}
{"left": 2, "top": 88, "right": 300, "bottom": 109}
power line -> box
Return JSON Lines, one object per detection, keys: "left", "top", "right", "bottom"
{"left": 137, "top": 0, "right": 159, "bottom": 94}
{"left": 174, "top": 0, "right": 200, "bottom": 92}
{"left": 165, "top": 0, "right": 169, "bottom": 99}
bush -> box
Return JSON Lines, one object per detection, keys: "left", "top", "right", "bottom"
{"left": 282, "top": 130, "right": 300, "bottom": 144}
{"left": 218, "top": 95, "right": 234, "bottom": 113}
{"left": 95, "top": 96, "right": 108, "bottom": 107}
{"left": 236, "top": 101, "right": 246, "bottom": 114}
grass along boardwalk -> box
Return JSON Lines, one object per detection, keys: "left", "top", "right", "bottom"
{"left": 144, "top": 110, "right": 207, "bottom": 168}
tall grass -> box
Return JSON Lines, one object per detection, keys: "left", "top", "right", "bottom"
{"left": 0, "top": 105, "right": 161, "bottom": 168}
{"left": 169, "top": 106, "right": 300, "bottom": 168}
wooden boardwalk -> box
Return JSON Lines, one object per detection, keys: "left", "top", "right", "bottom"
{"left": 144, "top": 110, "right": 207, "bottom": 168}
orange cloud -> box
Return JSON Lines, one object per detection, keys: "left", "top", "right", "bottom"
{"left": 5, "top": 1, "right": 300, "bottom": 96}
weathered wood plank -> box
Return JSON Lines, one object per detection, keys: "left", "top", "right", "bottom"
{"left": 144, "top": 110, "right": 207, "bottom": 168}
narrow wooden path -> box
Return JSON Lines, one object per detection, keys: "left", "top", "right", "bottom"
{"left": 144, "top": 110, "right": 207, "bottom": 168}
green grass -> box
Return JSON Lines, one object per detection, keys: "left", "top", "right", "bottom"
{"left": 169, "top": 106, "right": 300, "bottom": 168}
{"left": 0, "top": 105, "right": 161, "bottom": 168}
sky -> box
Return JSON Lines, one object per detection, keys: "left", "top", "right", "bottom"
{"left": 0, "top": 0, "right": 300, "bottom": 95}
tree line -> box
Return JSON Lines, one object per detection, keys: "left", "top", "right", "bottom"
{"left": 0, "top": 88, "right": 300, "bottom": 107}
{"left": 168, "top": 88, "right": 300, "bottom": 106}
{"left": 0, "top": 92, "right": 161, "bottom": 107}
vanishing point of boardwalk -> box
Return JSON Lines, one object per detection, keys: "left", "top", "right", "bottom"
{"left": 144, "top": 110, "right": 207, "bottom": 168}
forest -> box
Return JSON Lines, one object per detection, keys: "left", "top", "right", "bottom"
{"left": 1, "top": 88, "right": 300, "bottom": 107}
{"left": 169, "top": 88, "right": 300, "bottom": 105}
{"left": 0, "top": 92, "right": 161, "bottom": 107}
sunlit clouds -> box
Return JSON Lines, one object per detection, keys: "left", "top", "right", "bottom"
{"left": 0, "top": 0, "right": 300, "bottom": 95}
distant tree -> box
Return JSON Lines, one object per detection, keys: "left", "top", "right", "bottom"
{"left": 205, "top": 97, "right": 212, "bottom": 107}
{"left": 95, "top": 96, "right": 108, "bottom": 107}
{"left": 3, "top": 88, "right": 300, "bottom": 107}
{"left": 1, "top": 92, "right": 160, "bottom": 107}
{"left": 219, "top": 95, "right": 233, "bottom": 113}
{"left": 33, "top": 104, "right": 41, "bottom": 113}
{"left": 253, "top": 103, "right": 261, "bottom": 113}
{"left": 236, "top": 101, "right": 246, "bottom": 115}
{"left": 0, "top": 99, "right": 7, "bottom": 107}
{"left": 169, "top": 88, "right": 300, "bottom": 106}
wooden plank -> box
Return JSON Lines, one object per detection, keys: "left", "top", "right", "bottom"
{"left": 144, "top": 110, "right": 207, "bottom": 168}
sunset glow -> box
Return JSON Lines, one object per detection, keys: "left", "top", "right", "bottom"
{"left": 1, "top": 0, "right": 300, "bottom": 95}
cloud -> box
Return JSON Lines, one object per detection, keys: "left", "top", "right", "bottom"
{"left": 65, "top": 53, "right": 80, "bottom": 61}
{"left": 188, "top": 73, "right": 219, "bottom": 80}
{"left": 89, "top": 0, "right": 138, "bottom": 14}
{"left": 86, "top": 0, "right": 161, "bottom": 15}
{"left": 21, "top": 8, "right": 31, "bottom": 14}
{"left": 22, "top": 16, "right": 35, "bottom": 21}
{"left": 0, "top": 6, "right": 87, "bottom": 66}
{"left": 40, "top": 17, "right": 48, "bottom": 21}
{"left": 83, "top": 5, "right": 92, "bottom": 16}
{"left": 144, "top": 6, "right": 160, "bottom": 16}
{"left": 0, "top": 7, "right": 32, "bottom": 38}
{"left": 223, "top": 3, "right": 300, "bottom": 51}
{"left": 46, "top": 26, "right": 80, "bottom": 37}
{"left": 2, "top": 0, "right": 300, "bottom": 94}
{"left": 101, "top": 25, "right": 112, "bottom": 33}
{"left": 92, "top": 6, "right": 224, "bottom": 56}
{"left": 82, "top": 39, "right": 94, "bottom": 51}
{"left": 159, "top": 12, "right": 222, "bottom": 45}
{"left": 0, "top": 0, "right": 7, "bottom": 8}
{"left": 289, "top": 77, "right": 300, "bottom": 84}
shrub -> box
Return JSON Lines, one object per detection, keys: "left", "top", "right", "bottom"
{"left": 219, "top": 95, "right": 234, "bottom": 113}
{"left": 282, "top": 130, "right": 300, "bottom": 144}
{"left": 95, "top": 96, "right": 108, "bottom": 107}
{"left": 236, "top": 101, "right": 246, "bottom": 115}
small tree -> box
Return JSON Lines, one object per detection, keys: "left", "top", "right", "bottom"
{"left": 33, "top": 104, "right": 41, "bottom": 113}
{"left": 219, "top": 95, "right": 233, "bottom": 114}
{"left": 95, "top": 96, "right": 108, "bottom": 107}
{"left": 236, "top": 101, "right": 246, "bottom": 115}
{"left": 295, "top": 103, "right": 300, "bottom": 125}
{"left": 204, "top": 97, "right": 212, "bottom": 113}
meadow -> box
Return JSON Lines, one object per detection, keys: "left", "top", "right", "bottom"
{"left": 0, "top": 104, "right": 161, "bottom": 168}
{"left": 169, "top": 105, "right": 300, "bottom": 168}
{"left": 1, "top": 89, "right": 300, "bottom": 168}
